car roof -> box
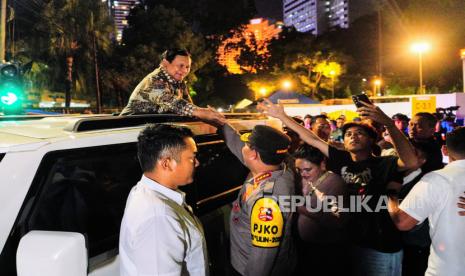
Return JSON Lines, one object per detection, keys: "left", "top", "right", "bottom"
{"left": 0, "top": 113, "right": 271, "bottom": 153}
{"left": 0, "top": 115, "right": 108, "bottom": 152}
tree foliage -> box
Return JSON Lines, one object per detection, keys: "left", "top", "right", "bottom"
{"left": 101, "top": 5, "right": 211, "bottom": 108}
{"left": 15, "top": 0, "right": 114, "bottom": 104}
{"left": 141, "top": 0, "right": 256, "bottom": 36}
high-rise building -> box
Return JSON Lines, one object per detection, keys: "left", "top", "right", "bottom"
{"left": 283, "top": 0, "right": 377, "bottom": 35}
{"left": 329, "top": 0, "right": 378, "bottom": 29}
{"left": 327, "top": 0, "right": 349, "bottom": 29}
{"left": 283, "top": 0, "right": 326, "bottom": 34}
{"left": 106, "top": 0, "right": 140, "bottom": 42}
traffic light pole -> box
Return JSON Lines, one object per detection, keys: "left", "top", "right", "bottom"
{"left": 0, "top": 0, "right": 6, "bottom": 62}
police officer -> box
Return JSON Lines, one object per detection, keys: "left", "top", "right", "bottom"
{"left": 220, "top": 122, "right": 297, "bottom": 276}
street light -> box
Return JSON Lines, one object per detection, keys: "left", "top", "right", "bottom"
{"left": 256, "top": 87, "right": 268, "bottom": 100}
{"left": 460, "top": 49, "right": 465, "bottom": 92}
{"left": 410, "top": 42, "right": 431, "bottom": 94}
{"left": 329, "top": 70, "right": 336, "bottom": 99}
{"left": 373, "top": 78, "right": 382, "bottom": 96}
{"left": 281, "top": 80, "right": 292, "bottom": 90}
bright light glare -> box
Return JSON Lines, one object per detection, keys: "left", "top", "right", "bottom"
{"left": 410, "top": 42, "right": 431, "bottom": 54}
{"left": 217, "top": 108, "right": 224, "bottom": 112}
{"left": 329, "top": 70, "right": 336, "bottom": 76}
{"left": 1, "top": 92, "right": 18, "bottom": 105}
{"left": 281, "top": 80, "right": 292, "bottom": 90}
{"left": 259, "top": 87, "right": 267, "bottom": 96}
{"left": 460, "top": 49, "right": 465, "bottom": 59}
{"left": 374, "top": 79, "right": 381, "bottom": 85}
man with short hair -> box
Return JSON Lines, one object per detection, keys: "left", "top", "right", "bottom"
{"left": 330, "top": 116, "right": 345, "bottom": 142}
{"left": 409, "top": 112, "right": 443, "bottom": 176}
{"left": 389, "top": 126, "right": 465, "bottom": 276}
{"left": 392, "top": 113, "right": 409, "bottom": 136}
{"left": 216, "top": 119, "right": 296, "bottom": 275}
{"left": 409, "top": 112, "right": 437, "bottom": 141}
{"left": 119, "top": 124, "right": 208, "bottom": 276}
{"left": 310, "top": 115, "right": 331, "bottom": 142}
{"left": 120, "top": 48, "right": 224, "bottom": 124}
{"left": 303, "top": 114, "right": 312, "bottom": 129}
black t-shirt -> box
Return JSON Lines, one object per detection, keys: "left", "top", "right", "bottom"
{"left": 412, "top": 138, "right": 444, "bottom": 174}
{"left": 327, "top": 146, "right": 403, "bottom": 253}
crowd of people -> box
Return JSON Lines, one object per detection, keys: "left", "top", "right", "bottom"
{"left": 118, "top": 48, "right": 465, "bottom": 276}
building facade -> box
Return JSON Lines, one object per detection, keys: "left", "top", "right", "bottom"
{"left": 106, "top": 0, "right": 140, "bottom": 42}
{"left": 283, "top": 0, "right": 326, "bottom": 34}
{"left": 283, "top": 0, "right": 377, "bottom": 35}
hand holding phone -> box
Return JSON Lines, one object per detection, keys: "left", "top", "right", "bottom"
{"left": 352, "top": 94, "right": 372, "bottom": 108}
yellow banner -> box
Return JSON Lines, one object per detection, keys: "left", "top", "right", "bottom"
{"left": 250, "top": 197, "right": 283, "bottom": 248}
{"left": 412, "top": 96, "right": 436, "bottom": 115}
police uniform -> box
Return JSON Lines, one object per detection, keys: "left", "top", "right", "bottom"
{"left": 222, "top": 124, "right": 296, "bottom": 276}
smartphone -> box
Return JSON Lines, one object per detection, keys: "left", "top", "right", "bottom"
{"left": 352, "top": 94, "right": 372, "bottom": 108}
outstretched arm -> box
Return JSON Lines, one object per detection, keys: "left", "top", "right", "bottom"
{"left": 387, "top": 192, "right": 419, "bottom": 231}
{"left": 257, "top": 99, "right": 329, "bottom": 157}
{"left": 357, "top": 101, "right": 419, "bottom": 171}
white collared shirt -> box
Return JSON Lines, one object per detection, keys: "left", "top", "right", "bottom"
{"left": 400, "top": 160, "right": 465, "bottom": 276}
{"left": 119, "top": 175, "right": 208, "bottom": 276}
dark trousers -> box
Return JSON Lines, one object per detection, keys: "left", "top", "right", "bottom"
{"left": 402, "top": 245, "right": 429, "bottom": 276}
{"left": 294, "top": 242, "right": 351, "bottom": 276}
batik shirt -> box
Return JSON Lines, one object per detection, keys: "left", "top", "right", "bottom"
{"left": 120, "top": 67, "right": 195, "bottom": 116}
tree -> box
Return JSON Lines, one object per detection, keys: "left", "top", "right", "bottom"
{"left": 221, "top": 25, "right": 272, "bottom": 74}
{"left": 142, "top": 0, "right": 256, "bottom": 36}
{"left": 382, "top": 0, "right": 465, "bottom": 92}
{"left": 15, "top": 0, "right": 114, "bottom": 110}
{"left": 102, "top": 5, "right": 211, "bottom": 108}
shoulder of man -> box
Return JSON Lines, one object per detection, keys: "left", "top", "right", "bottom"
{"left": 270, "top": 168, "right": 295, "bottom": 196}
{"left": 145, "top": 74, "right": 169, "bottom": 90}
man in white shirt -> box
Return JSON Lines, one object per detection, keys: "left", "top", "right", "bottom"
{"left": 389, "top": 126, "right": 465, "bottom": 276}
{"left": 119, "top": 124, "right": 208, "bottom": 276}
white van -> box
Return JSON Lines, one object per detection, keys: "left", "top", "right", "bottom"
{"left": 0, "top": 114, "right": 278, "bottom": 276}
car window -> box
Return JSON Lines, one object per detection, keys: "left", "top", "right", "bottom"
{"left": 0, "top": 143, "right": 142, "bottom": 275}
{"left": 26, "top": 143, "right": 141, "bottom": 257}
{"left": 0, "top": 134, "right": 249, "bottom": 275}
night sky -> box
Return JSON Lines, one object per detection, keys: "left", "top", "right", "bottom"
{"left": 255, "top": 0, "right": 283, "bottom": 21}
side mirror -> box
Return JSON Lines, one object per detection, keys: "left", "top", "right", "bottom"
{"left": 17, "top": 231, "right": 87, "bottom": 276}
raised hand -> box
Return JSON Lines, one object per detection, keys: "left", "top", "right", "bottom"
{"left": 356, "top": 101, "right": 393, "bottom": 127}
{"left": 194, "top": 106, "right": 227, "bottom": 126}
{"left": 257, "top": 98, "right": 286, "bottom": 119}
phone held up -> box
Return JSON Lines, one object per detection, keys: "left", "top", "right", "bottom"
{"left": 352, "top": 94, "right": 372, "bottom": 108}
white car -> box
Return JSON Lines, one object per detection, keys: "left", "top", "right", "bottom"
{"left": 0, "top": 114, "right": 279, "bottom": 276}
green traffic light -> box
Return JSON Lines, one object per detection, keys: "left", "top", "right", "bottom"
{"left": 1, "top": 92, "right": 18, "bottom": 105}
{"left": 0, "top": 82, "right": 24, "bottom": 114}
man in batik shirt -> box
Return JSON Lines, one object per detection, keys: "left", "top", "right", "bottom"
{"left": 120, "top": 48, "right": 224, "bottom": 123}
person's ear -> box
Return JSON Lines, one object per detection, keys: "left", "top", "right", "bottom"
{"left": 159, "top": 156, "right": 177, "bottom": 172}
{"left": 245, "top": 148, "right": 259, "bottom": 162}
{"left": 442, "top": 145, "right": 449, "bottom": 157}
{"left": 161, "top": 58, "right": 169, "bottom": 67}
{"left": 321, "top": 160, "right": 327, "bottom": 171}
